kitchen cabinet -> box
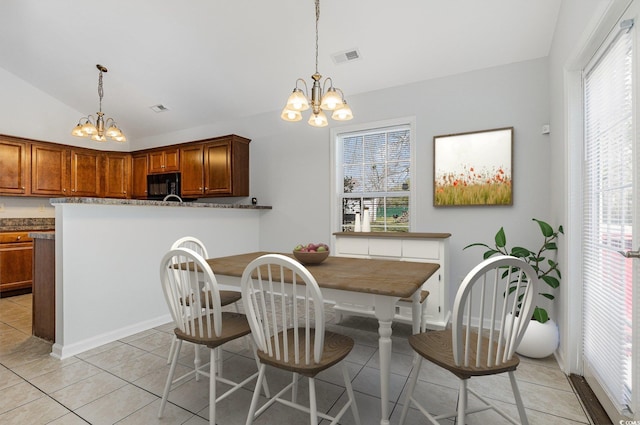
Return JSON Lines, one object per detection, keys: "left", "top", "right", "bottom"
{"left": 31, "top": 143, "right": 68, "bottom": 196}
{"left": 69, "top": 149, "right": 101, "bottom": 197}
{"left": 0, "top": 232, "right": 33, "bottom": 296}
{"left": 180, "top": 144, "right": 204, "bottom": 197}
{"left": 0, "top": 136, "right": 28, "bottom": 195}
{"left": 103, "top": 152, "right": 131, "bottom": 198}
{"left": 333, "top": 232, "right": 451, "bottom": 330}
{"left": 203, "top": 135, "right": 250, "bottom": 197}
{"left": 180, "top": 135, "right": 250, "bottom": 198}
{"left": 32, "top": 234, "right": 55, "bottom": 341}
{"left": 149, "top": 148, "right": 179, "bottom": 174}
{"left": 131, "top": 153, "right": 149, "bottom": 198}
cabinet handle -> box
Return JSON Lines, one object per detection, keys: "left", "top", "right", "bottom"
{"left": 16, "top": 236, "right": 21, "bottom": 240}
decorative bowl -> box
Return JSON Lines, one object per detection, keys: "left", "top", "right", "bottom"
{"left": 292, "top": 250, "right": 329, "bottom": 265}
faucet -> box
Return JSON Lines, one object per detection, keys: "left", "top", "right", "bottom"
{"left": 162, "top": 194, "right": 183, "bottom": 203}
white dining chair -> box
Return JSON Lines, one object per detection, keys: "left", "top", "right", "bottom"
{"left": 158, "top": 247, "right": 267, "bottom": 425}
{"left": 167, "top": 236, "right": 243, "bottom": 378}
{"left": 399, "top": 255, "right": 540, "bottom": 425}
{"left": 241, "top": 253, "right": 361, "bottom": 425}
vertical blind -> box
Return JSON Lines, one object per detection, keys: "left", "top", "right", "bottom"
{"left": 583, "top": 22, "right": 634, "bottom": 413}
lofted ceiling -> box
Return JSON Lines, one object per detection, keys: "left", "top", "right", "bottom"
{"left": 0, "top": 0, "right": 561, "bottom": 144}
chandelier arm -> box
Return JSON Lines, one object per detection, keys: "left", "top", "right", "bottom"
{"left": 321, "top": 77, "right": 334, "bottom": 93}
{"left": 295, "top": 78, "right": 310, "bottom": 99}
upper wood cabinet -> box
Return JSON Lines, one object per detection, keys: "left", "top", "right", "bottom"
{"left": 0, "top": 133, "right": 250, "bottom": 200}
{"left": 180, "top": 144, "right": 204, "bottom": 197}
{"left": 31, "top": 144, "right": 68, "bottom": 196}
{"left": 149, "top": 148, "right": 179, "bottom": 174}
{"left": 131, "top": 153, "right": 149, "bottom": 198}
{"left": 0, "top": 137, "right": 28, "bottom": 195}
{"left": 203, "top": 135, "right": 249, "bottom": 197}
{"left": 180, "top": 135, "right": 250, "bottom": 198}
{"left": 70, "top": 149, "right": 101, "bottom": 197}
{"left": 103, "top": 153, "right": 131, "bottom": 198}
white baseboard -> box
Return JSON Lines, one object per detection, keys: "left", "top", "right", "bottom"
{"left": 51, "top": 314, "right": 172, "bottom": 360}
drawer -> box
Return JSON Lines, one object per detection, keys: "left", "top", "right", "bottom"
{"left": 402, "top": 239, "right": 440, "bottom": 260}
{"left": 369, "top": 238, "right": 402, "bottom": 257}
{"left": 335, "top": 237, "right": 369, "bottom": 255}
{"left": 0, "top": 232, "right": 32, "bottom": 244}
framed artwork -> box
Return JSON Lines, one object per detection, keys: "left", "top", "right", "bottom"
{"left": 433, "top": 127, "right": 513, "bottom": 207}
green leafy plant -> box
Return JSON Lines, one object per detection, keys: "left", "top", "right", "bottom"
{"left": 464, "top": 218, "right": 564, "bottom": 323}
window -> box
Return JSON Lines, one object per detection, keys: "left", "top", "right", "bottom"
{"left": 335, "top": 122, "right": 412, "bottom": 232}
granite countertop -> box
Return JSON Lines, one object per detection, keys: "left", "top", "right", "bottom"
{"left": 0, "top": 218, "right": 55, "bottom": 232}
{"left": 49, "top": 197, "right": 272, "bottom": 210}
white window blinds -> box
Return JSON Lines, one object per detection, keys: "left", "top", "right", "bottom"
{"left": 338, "top": 125, "right": 411, "bottom": 232}
{"left": 583, "top": 21, "right": 634, "bottom": 413}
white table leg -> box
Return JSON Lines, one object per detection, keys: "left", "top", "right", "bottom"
{"left": 374, "top": 296, "right": 396, "bottom": 425}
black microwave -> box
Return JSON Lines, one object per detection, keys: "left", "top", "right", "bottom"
{"left": 147, "top": 172, "right": 181, "bottom": 200}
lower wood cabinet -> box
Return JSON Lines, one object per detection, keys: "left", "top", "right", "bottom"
{"left": 0, "top": 232, "right": 33, "bottom": 296}
{"left": 32, "top": 236, "right": 55, "bottom": 341}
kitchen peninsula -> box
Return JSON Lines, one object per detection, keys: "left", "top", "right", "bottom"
{"left": 49, "top": 197, "right": 270, "bottom": 359}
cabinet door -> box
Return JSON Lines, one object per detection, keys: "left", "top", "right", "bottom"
{"left": 0, "top": 241, "right": 33, "bottom": 293}
{"left": 164, "top": 149, "right": 180, "bottom": 172}
{"left": 70, "top": 149, "right": 101, "bottom": 197}
{"left": 31, "top": 144, "right": 68, "bottom": 196}
{"left": 204, "top": 141, "right": 232, "bottom": 195}
{"left": 149, "top": 148, "right": 180, "bottom": 173}
{"left": 131, "top": 154, "right": 148, "bottom": 198}
{"left": 0, "top": 138, "right": 28, "bottom": 195}
{"left": 180, "top": 145, "right": 204, "bottom": 197}
{"left": 104, "top": 153, "right": 131, "bottom": 198}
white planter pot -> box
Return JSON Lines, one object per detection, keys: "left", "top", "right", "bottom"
{"left": 505, "top": 314, "right": 559, "bottom": 358}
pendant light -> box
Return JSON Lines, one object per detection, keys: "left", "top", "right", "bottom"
{"left": 71, "top": 64, "right": 126, "bottom": 142}
{"left": 280, "top": 0, "right": 353, "bottom": 127}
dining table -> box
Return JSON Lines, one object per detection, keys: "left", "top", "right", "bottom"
{"left": 206, "top": 251, "right": 440, "bottom": 425}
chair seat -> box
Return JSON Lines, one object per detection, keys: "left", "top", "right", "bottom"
{"left": 219, "top": 290, "right": 242, "bottom": 306}
{"left": 257, "top": 329, "right": 354, "bottom": 377}
{"left": 409, "top": 329, "right": 520, "bottom": 380}
{"left": 181, "top": 290, "right": 242, "bottom": 307}
{"left": 174, "top": 311, "right": 251, "bottom": 349}
{"left": 399, "top": 290, "right": 430, "bottom": 304}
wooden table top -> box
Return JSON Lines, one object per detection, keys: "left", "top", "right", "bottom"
{"left": 206, "top": 251, "right": 440, "bottom": 299}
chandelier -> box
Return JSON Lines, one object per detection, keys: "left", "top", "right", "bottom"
{"left": 71, "top": 64, "right": 126, "bottom": 142}
{"left": 280, "top": 0, "right": 353, "bottom": 127}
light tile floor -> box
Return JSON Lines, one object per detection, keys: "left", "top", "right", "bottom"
{"left": 0, "top": 294, "right": 591, "bottom": 425}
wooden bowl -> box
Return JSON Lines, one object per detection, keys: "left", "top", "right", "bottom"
{"left": 292, "top": 250, "right": 329, "bottom": 265}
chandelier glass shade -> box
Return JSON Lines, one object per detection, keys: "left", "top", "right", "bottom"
{"left": 281, "top": 0, "right": 353, "bottom": 127}
{"left": 72, "top": 64, "right": 126, "bottom": 142}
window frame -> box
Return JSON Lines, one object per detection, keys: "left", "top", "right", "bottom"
{"left": 330, "top": 117, "right": 417, "bottom": 236}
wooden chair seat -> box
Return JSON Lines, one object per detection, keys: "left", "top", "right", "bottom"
{"left": 409, "top": 329, "right": 520, "bottom": 380}
{"left": 181, "top": 290, "right": 242, "bottom": 307}
{"left": 174, "top": 311, "right": 251, "bottom": 349}
{"left": 257, "top": 329, "right": 354, "bottom": 377}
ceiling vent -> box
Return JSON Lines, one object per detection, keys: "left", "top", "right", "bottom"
{"left": 150, "top": 104, "right": 169, "bottom": 113}
{"left": 331, "top": 48, "right": 361, "bottom": 65}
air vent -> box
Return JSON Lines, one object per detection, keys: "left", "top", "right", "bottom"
{"left": 150, "top": 104, "right": 169, "bottom": 113}
{"left": 331, "top": 48, "right": 361, "bottom": 64}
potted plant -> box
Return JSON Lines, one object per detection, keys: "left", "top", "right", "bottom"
{"left": 464, "top": 218, "right": 564, "bottom": 357}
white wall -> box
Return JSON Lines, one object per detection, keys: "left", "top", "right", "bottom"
{"left": 2, "top": 56, "right": 555, "bottom": 324}
{"left": 53, "top": 202, "right": 265, "bottom": 358}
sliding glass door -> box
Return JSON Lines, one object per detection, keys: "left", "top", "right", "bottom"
{"left": 582, "top": 11, "right": 638, "bottom": 420}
